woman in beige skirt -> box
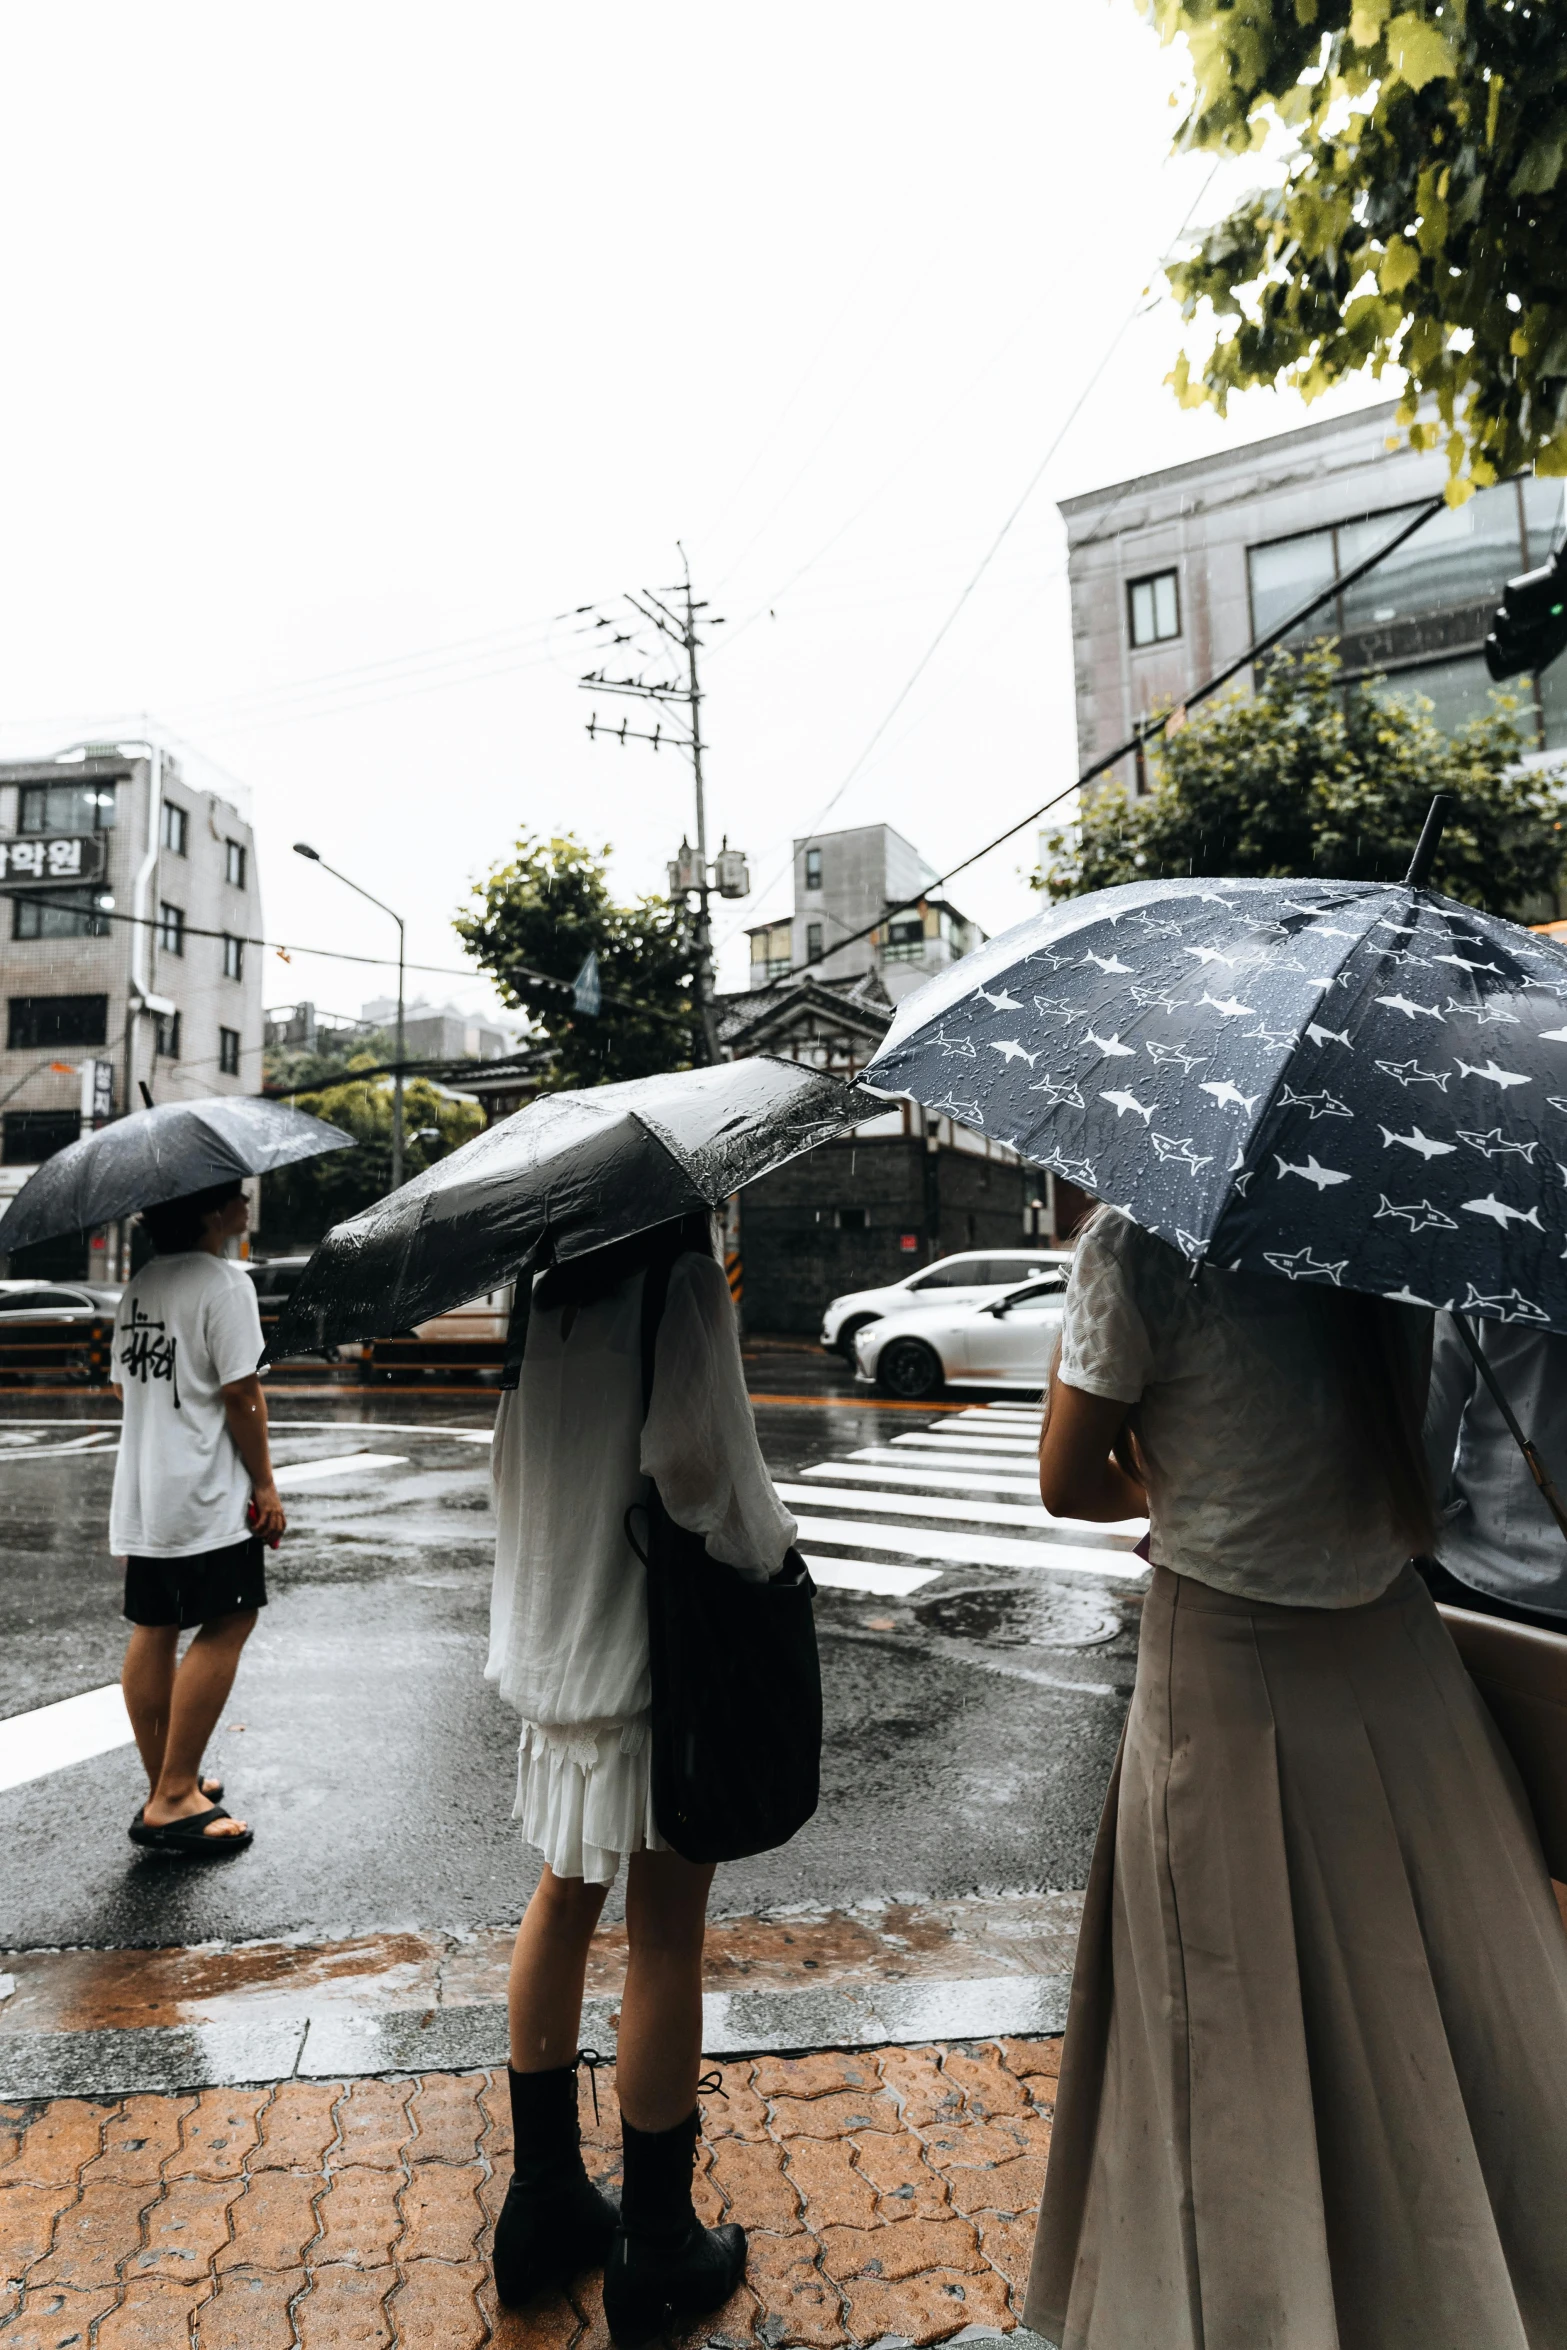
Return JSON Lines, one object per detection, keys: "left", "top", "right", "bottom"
{"left": 1025, "top": 1207, "right": 1567, "bottom": 2350}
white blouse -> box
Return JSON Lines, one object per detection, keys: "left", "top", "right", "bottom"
{"left": 486, "top": 1250, "right": 796, "bottom": 1883}
{"left": 1061, "top": 1209, "right": 1431, "bottom": 1610}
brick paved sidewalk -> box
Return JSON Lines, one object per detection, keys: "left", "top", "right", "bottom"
{"left": 0, "top": 2038, "right": 1058, "bottom": 2350}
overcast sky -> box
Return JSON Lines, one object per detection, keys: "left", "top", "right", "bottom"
{"left": 0, "top": 4, "right": 1387, "bottom": 1019}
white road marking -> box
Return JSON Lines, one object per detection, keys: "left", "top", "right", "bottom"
{"left": 0, "top": 1432, "right": 120, "bottom": 1461}
{"left": 0, "top": 1685, "right": 134, "bottom": 1794}
{"left": 779, "top": 1482, "right": 1142, "bottom": 1541}
{"left": 272, "top": 1452, "right": 409, "bottom": 1488}
{"left": 942, "top": 1411, "right": 1042, "bottom": 1428}
{"left": 890, "top": 1431, "right": 1040, "bottom": 1456}
{"left": 800, "top": 1557, "right": 941, "bottom": 1596}
{"left": 798, "top": 1463, "right": 1145, "bottom": 1534}
{"left": 847, "top": 1444, "right": 1050, "bottom": 1479}
{"left": 787, "top": 1515, "right": 1146, "bottom": 1579}
{"left": 269, "top": 1421, "right": 494, "bottom": 1443}
{"left": 831, "top": 1453, "right": 1044, "bottom": 1494}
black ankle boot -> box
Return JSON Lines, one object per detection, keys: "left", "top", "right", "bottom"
{"left": 492, "top": 2057, "right": 618, "bottom": 2308}
{"left": 602, "top": 2105, "right": 746, "bottom": 2348}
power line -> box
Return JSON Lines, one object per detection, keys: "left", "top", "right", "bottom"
{"left": 755, "top": 487, "right": 1453, "bottom": 991}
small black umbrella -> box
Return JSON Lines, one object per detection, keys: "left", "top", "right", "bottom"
{"left": 0, "top": 1096, "right": 355, "bottom": 1254}
{"left": 268, "top": 1055, "right": 873, "bottom": 1359}
{"left": 864, "top": 821, "right": 1567, "bottom": 1336}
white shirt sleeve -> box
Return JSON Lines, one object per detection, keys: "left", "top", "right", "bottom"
{"left": 205, "top": 1266, "right": 266, "bottom": 1388}
{"left": 640, "top": 1251, "right": 797, "bottom": 1582}
{"left": 1058, "top": 1210, "right": 1155, "bottom": 1403}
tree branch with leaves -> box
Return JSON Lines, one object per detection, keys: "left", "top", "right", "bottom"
{"left": 1145, "top": 0, "right": 1567, "bottom": 497}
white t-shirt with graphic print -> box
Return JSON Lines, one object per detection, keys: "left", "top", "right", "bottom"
{"left": 109, "top": 1253, "right": 265, "bottom": 1559}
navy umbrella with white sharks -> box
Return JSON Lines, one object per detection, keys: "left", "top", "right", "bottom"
{"left": 864, "top": 851, "right": 1567, "bottom": 1337}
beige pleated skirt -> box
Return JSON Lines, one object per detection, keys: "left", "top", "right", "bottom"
{"left": 1025, "top": 1563, "right": 1567, "bottom": 2350}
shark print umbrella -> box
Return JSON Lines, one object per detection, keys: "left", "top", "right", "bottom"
{"left": 864, "top": 841, "right": 1567, "bottom": 1336}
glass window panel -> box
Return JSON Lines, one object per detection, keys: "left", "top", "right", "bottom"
{"left": 1537, "top": 652, "right": 1567, "bottom": 750}
{"left": 17, "top": 780, "right": 117, "bottom": 833}
{"left": 1338, "top": 486, "right": 1524, "bottom": 635}
{"left": 12, "top": 889, "right": 109, "bottom": 940}
{"left": 1372, "top": 652, "right": 1515, "bottom": 737}
{"left": 1522, "top": 479, "right": 1566, "bottom": 569}
{"left": 1248, "top": 528, "right": 1338, "bottom": 641}
{"left": 1153, "top": 572, "right": 1179, "bottom": 638}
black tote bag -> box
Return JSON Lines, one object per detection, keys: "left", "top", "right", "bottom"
{"left": 623, "top": 1247, "right": 822, "bottom": 1865}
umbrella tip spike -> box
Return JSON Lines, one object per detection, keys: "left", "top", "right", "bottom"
{"left": 1403, "top": 794, "right": 1453, "bottom": 891}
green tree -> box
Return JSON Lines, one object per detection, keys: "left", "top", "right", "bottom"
{"left": 1143, "top": 1, "right": 1567, "bottom": 494}
{"left": 260, "top": 1065, "right": 484, "bottom": 1250}
{"left": 1041, "top": 644, "right": 1564, "bottom": 911}
{"left": 454, "top": 832, "right": 694, "bottom": 1087}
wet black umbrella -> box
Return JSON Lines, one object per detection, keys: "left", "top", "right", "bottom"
{"left": 864, "top": 825, "right": 1567, "bottom": 1337}
{"left": 0, "top": 1095, "right": 355, "bottom": 1253}
{"left": 267, "top": 1055, "right": 873, "bottom": 1359}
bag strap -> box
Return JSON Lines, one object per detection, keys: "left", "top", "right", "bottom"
{"left": 499, "top": 1235, "right": 549, "bottom": 1391}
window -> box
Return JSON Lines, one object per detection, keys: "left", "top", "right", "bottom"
{"left": 883, "top": 914, "right": 926, "bottom": 964}
{"left": 7, "top": 995, "right": 108, "bottom": 1049}
{"left": 161, "top": 801, "right": 189, "bottom": 855}
{"left": 748, "top": 919, "right": 792, "bottom": 982}
{"left": 222, "top": 933, "right": 244, "bottom": 981}
{"left": 219, "top": 1025, "right": 241, "bottom": 1076}
{"left": 2, "top": 1109, "right": 80, "bottom": 1165}
{"left": 13, "top": 890, "right": 109, "bottom": 941}
{"left": 158, "top": 902, "right": 185, "bottom": 955}
{"left": 224, "top": 838, "right": 247, "bottom": 889}
{"left": 1128, "top": 570, "right": 1181, "bottom": 647}
{"left": 806, "top": 921, "right": 824, "bottom": 964}
{"left": 908, "top": 1255, "right": 989, "bottom": 1290}
{"left": 804, "top": 846, "right": 822, "bottom": 892}
{"left": 154, "top": 1009, "right": 181, "bottom": 1059}
{"left": 18, "top": 780, "right": 118, "bottom": 833}
{"left": 836, "top": 1206, "right": 868, "bottom": 1231}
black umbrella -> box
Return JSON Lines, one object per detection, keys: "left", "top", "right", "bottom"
{"left": 0, "top": 1096, "right": 356, "bottom": 1254}
{"left": 864, "top": 826, "right": 1567, "bottom": 1337}
{"left": 267, "top": 1055, "right": 873, "bottom": 1359}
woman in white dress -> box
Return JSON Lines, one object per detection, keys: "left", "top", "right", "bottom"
{"left": 1025, "top": 1207, "right": 1567, "bottom": 2350}
{"left": 486, "top": 1211, "right": 796, "bottom": 2346}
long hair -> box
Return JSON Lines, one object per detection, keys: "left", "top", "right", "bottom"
{"left": 1317, "top": 1285, "right": 1436, "bottom": 1556}
{"left": 533, "top": 1209, "right": 715, "bottom": 1312}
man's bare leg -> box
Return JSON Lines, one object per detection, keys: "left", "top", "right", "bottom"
{"left": 141, "top": 1609, "right": 257, "bottom": 1838}
{"left": 122, "top": 1623, "right": 179, "bottom": 1791}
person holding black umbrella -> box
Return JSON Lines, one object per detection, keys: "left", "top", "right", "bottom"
{"left": 485, "top": 1210, "right": 796, "bottom": 2344}
{"left": 112, "top": 1181, "right": 284, "bottom": 1857}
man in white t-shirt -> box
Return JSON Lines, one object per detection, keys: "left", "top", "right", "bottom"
{"left": 111, "top": 1179, "right": 285, "bottom": 1856}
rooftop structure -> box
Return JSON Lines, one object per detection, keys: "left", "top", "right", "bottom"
{"left": 743, "top": 822, "right": 981, "bottom": 1005}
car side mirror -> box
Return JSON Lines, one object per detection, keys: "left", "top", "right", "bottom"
{"left": 984, "top": 1298, "right": 1010, "bottom": 1317}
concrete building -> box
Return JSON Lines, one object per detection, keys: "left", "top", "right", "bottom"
{"left": 723, "top": 827, "right": 1052, "bottom": 1333}
{"left": 360, "top": 996, "right": 513, "bottom": 1062}
{"left": 1060, "top": 399, "right": 1567, "bottom": 808}
{"left": 0, "top": 743, "right": 262, "bottom": 1276}
{"left": 744, "top": 821, "right": 981, "bottom": 1003}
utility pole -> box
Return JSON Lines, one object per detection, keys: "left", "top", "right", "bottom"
{"left": 580, "top": 548, "right": 748, "bottom": 1064}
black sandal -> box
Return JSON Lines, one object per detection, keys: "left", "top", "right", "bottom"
{"left": 130, "top": 1777, "right": 223, "bottom": 1832}
{"left": 129, "top": 1804, "right": 253, "bottom": 1857}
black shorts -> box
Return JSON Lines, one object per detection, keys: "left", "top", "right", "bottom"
{"left": 124, "top": 1536, "right": 268, "bottom": 1630}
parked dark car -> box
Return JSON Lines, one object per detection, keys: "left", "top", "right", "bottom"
{"left": 0, "top": 1280, "right": 121, "bottom": 1381}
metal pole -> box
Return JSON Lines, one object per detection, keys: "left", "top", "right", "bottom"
{"left": 392, "top": 912, "right": 406, "bottom": 1191}
{"left": 681, "top": 554, "right": 721, "bottom": 1065}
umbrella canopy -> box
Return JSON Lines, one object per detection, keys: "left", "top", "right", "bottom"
{"left": 0, "top": 1096, "right": 356, "bottom": 1254}
{"left": 864, "top": 876, "right": 1567, "bottom": 1333}
{"left": 267, "top": 1054, "right": 873, "bottom": 1359}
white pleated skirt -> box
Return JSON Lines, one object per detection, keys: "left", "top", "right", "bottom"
{"left": 513, "top": 1714, "right": 668, "bottom": 1888}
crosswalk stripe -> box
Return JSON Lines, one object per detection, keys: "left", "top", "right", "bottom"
{"left": 272, "top": 1452, "right": 409, "bottom": 1489}
{"left": 846, "top": 1445, "right": 1046, "bottom": 1479}
{"left": 942, "top": 1412, "right": 1041, "bottom": 1428}
{"left": 828, "top": 1454, "right": 1044, "bottom": 1495}
{"left": 787, "top": 1514, "right": 1147, "bottom": 1579}
{"left": 801, "top": 1557, "right": 941, "bottom": 1596}
{"left": 778, "top": 1482, "right": 1142, "bottom": 1542}
{"left": 890, "top": 1431, "right": 1039, "bottom": 1455}
{"left": 0, "top": 1685, "right": 134, "bottom": 1794}
{"left": 799, "top": 1463, "right": 1145, "bottom": 1534}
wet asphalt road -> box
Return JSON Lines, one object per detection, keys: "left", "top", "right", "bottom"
{"left": 0, "top": 1346, "right": 1136, "bottom": 1951}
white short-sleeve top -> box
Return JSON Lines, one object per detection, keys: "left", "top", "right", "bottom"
{"left": 1060, "top": 1209, "right": 1431, "bottom": 1609}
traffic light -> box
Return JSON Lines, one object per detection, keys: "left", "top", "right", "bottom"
{"left": 1484, "top": 545, "right": 1567, "bottom": 681}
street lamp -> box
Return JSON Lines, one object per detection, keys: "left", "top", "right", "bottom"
{"left": 293, "top": 842, "right": 407, "bottom": 1190}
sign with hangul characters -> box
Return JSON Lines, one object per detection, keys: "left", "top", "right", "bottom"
{"left": 0, "top": 834, "right": 108, "bottom": 887}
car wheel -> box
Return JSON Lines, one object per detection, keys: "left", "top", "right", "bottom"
{"left": 835, "top": 1315, "right": 876, "bottom": 1363}
{"left": 876, "top": 1338, "right": 943, "bottom": 1400}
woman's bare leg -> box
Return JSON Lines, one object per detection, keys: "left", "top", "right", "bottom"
{"left": 508, "top": 1866, "right": 610, "bottom": 2071}
{"left": 616, "top": 1850, "right": 716, "bottom": 2131}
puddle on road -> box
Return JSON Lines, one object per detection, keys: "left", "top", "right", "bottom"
{"left": 916, "top": 1582, "right": 1121, "bottom": 1650}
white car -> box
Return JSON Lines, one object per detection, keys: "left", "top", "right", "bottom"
{"left": 852, "top": 1270, "right": 1068, "bottom": 1399}
{"left": 820, "top": 1249, "right": 1071, "bottom": 1361}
